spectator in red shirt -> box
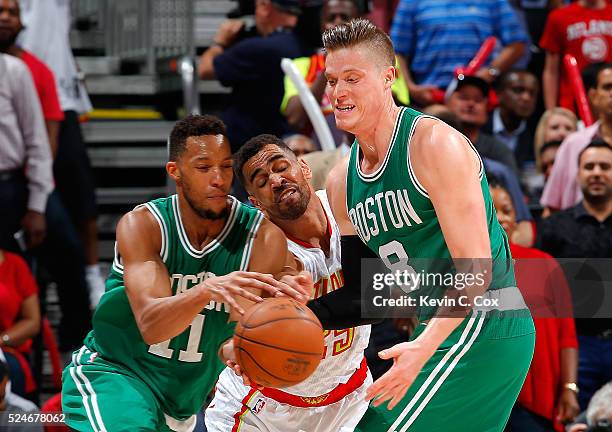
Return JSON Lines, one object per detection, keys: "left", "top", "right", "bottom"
{"left": 0, "top": 250, "right": 41, "bottom": 398}
{"left": 540, "top": 0, "right": 612, "bottom": 111}
{"left": 490, "top": 180, "right": 580, "bottom": 432}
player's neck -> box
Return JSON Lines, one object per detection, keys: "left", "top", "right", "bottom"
{"left": 275, "top": 192, "right": 329, "bottom": 251}
{"left": 355, "top": 104, "right": 401, "bottom": 172}
{"left": 177, "top": 195, "right": 230, "bottom": 249}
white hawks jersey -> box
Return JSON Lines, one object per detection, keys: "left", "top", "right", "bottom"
{"left": 280, "top": 190, "right": 371, "bottom": 396}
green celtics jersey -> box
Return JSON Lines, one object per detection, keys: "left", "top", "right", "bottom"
{"left": 84, "top": 195, "right": 264, "bottom": 420}
{"left": 346, "top": 107, "right": 531, "bottom": 329}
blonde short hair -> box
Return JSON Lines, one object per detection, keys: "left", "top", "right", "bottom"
{"left": 533, "top": 108, "right": 577, "bottom": 172}
{"left": 322, "top": 18, "right": 395, "bottom": 68}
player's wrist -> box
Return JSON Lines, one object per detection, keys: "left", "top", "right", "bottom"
{"left": 196, "top": 280, "right": 214, "bottom": 304}
{"left": 414, "top": 319, "right": 460, "bottom": 355}
{"left": 410, "top": 335, "right": 438, "bottom": 357}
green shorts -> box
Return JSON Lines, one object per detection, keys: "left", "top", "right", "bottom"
{"left": 357, "top": 311, "right": 535, "bottom": 432}
{"left": 61, "top": 346, "right": 192, "bottom": 432}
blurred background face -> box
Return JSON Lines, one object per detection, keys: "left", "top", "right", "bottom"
{"left": 284, "top": 134, "right": 315, "bottom": 157}
{"left": 321, "top": 0, "right": 358, "bottom": 32}
{"left": 490, "top": 186, "right": 517, "bottom": 239}
{"left": 172, "top": 135, "right": 233, "bottom": 220}
{"left": 540, "top": 145, "right": 560, "bottom": 181}
{"left": 578, "top": 147, "right": 612, "bottom": 202}
{"left": 590, "top": 68, "right": 612, "bottom": 119}
{"left": 544, "top": 113, "right": 576, "bottom": 142}
{"left": 0, "top": 0, "right": 21, "bottom": 50}
{"left": 447, "top": 86, "right": 488, "bottom": 127}
{"left": 499, "top": 72, "right": 539, "bottom": 119}
{"left": 254, "top": 0, "right": 272, "bottom": 33}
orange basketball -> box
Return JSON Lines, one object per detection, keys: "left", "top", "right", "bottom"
{"left": 233, "top": 297, "right": 324, "bottom": 388}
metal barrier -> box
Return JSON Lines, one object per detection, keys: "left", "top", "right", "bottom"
{"left": 73, "top": 0, "right": 194, "bottom": 75}
{"left": 71, "top": 0, "right": 105, "bottom": 26}
{"left": 107, "top": 0, "right": 194, "bottom": 74}
{"left": 72, "top": 0, "right": 204, "bottom": 112}
{"left": 179, "top": 55, "right": 201, "bottom": 115}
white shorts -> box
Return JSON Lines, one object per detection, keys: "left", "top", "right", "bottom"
{"left": 205, "top": 367, "right": 372, "bottom": 432}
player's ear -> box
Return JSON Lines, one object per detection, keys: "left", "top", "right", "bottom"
{"left": 299, "top": 159, "right": 312, "bottom": 181}
{"left": 166, "top": 161, "right": 180, "bottom": 183}
{"left": 384, "top": 66, "right": 396, "bottom": 89}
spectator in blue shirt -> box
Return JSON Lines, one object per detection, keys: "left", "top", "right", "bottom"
{"left": 390, "top": 0, "right": 529, "bottom": 107}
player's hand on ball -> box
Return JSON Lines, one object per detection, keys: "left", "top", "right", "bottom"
{"left": 200, "top": 271, "right": 297, "bottom": 314}
{"left": 366, "top": 341, "right": 432, "bottom": 410}
{"left": 225, "top": 360, "right": 262, "bottom": 389}
{"left": 220, "top": 339, "right": 262, "bottom": 388}
{"left": 279, "top": 271, "right": 313, "bottom": 303}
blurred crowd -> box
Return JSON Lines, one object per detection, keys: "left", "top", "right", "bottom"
{"left": 1, "top": 0, "right": 612, "bottom": 430}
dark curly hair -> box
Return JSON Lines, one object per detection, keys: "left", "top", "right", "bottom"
{"left": 233, "top": 134, "right": 295, "bottom": 185}
{"left": 168, "top": 115, "right": 227, "bottom": 161}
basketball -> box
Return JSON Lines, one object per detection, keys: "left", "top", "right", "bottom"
{"left": 233, "top": 297, "right": 324, "bottom": 389}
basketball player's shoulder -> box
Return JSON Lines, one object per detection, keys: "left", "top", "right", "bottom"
{"left": 411, "top": 116, "right": 480, "bottom": 191}
{"left": 249, "top": 218, "right": 291, "bottom": 269}
{"left": 412, "top": 116, "right": 468, "bottom": 161}
{"left": 253, "top": 218, "right": 286, "bottom": 247}
{"left": 116, "top": 203, "right": 162, "bottom": 256}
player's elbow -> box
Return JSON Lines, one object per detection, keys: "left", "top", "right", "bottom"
{"left": 139, "top": 326, "right": 165, "bottom": 346}
{"left": 135, "top": 312, "right": 166, "bottom": 345}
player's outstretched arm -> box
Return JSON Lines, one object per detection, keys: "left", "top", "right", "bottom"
{"left": 118, "top": 208, "right": 291, "bottom": 345}
{"left": 366, "top": 118, "right": 493, "bottom": 409}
